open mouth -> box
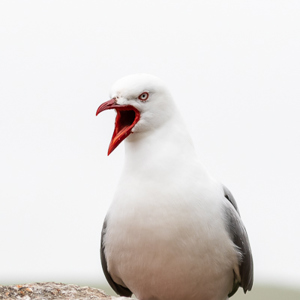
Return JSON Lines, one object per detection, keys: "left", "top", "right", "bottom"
{"left": 116, "top": 108, "right": 137, "bottom": 132}
{"left": 111, "top": 106, "right": 140, "bottom": 151}
{"left": 96, "top": 99, "right": 140, "bottom": 155}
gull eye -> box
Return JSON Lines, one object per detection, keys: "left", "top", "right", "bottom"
{"left": 138, "top": 92, "right": 149, "bottom": 102}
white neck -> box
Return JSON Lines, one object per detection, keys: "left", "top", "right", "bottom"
{"left": 123, "top": 113, "right": 198, "bottom": 175}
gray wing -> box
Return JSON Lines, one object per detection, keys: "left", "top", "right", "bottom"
{"left": 100, "top": 219, "right": 132, "bottom": 297}
{"left": 223, "top": 186, "right": 254, "bottom": 297}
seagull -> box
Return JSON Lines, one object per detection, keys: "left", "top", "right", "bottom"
{"left": 96, "top": 74, "right": 253, "bottom": 300}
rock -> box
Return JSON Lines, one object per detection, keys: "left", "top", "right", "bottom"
{"left": 0, "top": 282, "right": 133, "bottom": 300}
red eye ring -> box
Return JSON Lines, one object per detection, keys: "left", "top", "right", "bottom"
{"left": 138, "top": 92, "right": 149, "bottom": 101}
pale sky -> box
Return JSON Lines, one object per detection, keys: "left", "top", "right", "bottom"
{"left": 0, "top": 0, "right": 300, "bottom": 289}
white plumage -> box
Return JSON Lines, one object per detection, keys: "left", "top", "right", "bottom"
{"left": 96, "top": 74, "right": 253, "bottom": 300}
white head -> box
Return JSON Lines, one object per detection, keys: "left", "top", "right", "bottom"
{"left": 96, "top": 74, "right": 178, "bottom": 155}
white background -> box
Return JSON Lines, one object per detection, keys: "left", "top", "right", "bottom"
{"left": 0, "top": 0, "right": 299, "bottom": 288}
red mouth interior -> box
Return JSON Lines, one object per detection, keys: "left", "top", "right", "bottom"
{"left": 108, "top": 106, "right": 140, "bottom": 155}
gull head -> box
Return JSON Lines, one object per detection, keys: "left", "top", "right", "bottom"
{"left": 96, "top": 74, "right": 177, "bottom": 155}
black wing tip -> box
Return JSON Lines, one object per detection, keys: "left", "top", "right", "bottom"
{"left": 243, "top": 283, "right": 253, "bottom": 294}
{"left": 243, "top": 275, "right": 254, "bottom": 293}
{"left": 114, "top": 286, "right": 133, "bottom": 297}
{"left": 223, "top": 185, "right": 254, "bottom": 297}
{"left": 241, "top": 251, "right": 254, "bottom": 292}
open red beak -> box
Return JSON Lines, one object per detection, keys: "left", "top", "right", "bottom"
{"left": 96, "top": 99, "right": 140, "bottom": 155}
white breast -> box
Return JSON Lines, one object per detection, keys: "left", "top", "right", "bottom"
{"left": 103, "top": 161, "right": 239, "bottom": 300}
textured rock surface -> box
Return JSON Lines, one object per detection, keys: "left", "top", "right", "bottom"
{"left": 0, "top": 282, "right": 131, "bottom": 300}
